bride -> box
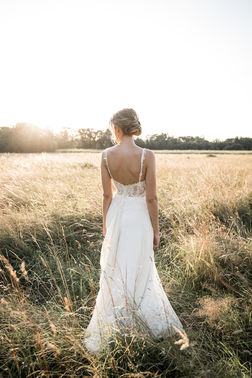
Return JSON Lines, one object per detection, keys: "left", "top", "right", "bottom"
{"left": 83, "top": 108, "right": 189, "bottom": 353}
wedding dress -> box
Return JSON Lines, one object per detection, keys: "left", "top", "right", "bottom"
{"left": 83, "top": 147, "right": 188, "bottom": 352}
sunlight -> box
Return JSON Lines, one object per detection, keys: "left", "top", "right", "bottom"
{"left": 0, "top": 0, "right": 251, "bottom": 141}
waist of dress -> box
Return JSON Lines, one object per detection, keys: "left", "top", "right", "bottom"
{"left": 113, "top": 191, "right": 146, "bottom": 200}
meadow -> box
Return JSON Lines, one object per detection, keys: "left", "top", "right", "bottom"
{"left": 0, "top": 151, "right": 251, "bottom": 377}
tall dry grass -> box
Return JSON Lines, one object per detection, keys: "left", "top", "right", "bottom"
{"left": 0, "top": 152, "right": 251, "bottom": 377}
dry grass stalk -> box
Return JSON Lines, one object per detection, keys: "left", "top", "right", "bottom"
{"left": 0, "top": 254, "right": 20, "bottom": 290}
{"left": 35, "top": 330, "right": 50, "bottom": 375}
{"left": 64, "top": 296, "right": 73, "bottom": 312}
{"left": 172, "top": 325, "right": 190, "bottom": 350}
{"left": 20, "top": 261, "right": 29, "bottom": 281}
{"left": 45, "top": 342, "right": 61, "bottom": 356}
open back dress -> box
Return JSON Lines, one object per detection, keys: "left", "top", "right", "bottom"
{"left": 83, "top": 147, "right": 187, "bottom": 352}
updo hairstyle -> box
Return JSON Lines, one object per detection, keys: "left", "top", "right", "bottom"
{"left": 110, "top": 108, "right": 142, "bottom": 137}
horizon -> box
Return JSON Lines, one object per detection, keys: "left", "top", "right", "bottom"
{"left": 1, "top": 121, "right": 250, "bottom": 143}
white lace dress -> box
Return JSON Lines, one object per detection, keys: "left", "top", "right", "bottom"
{"left": 83, "top": 147, "right": 186, "bottom": 352}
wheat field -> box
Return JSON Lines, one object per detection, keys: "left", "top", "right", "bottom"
{"left": 0, "top": 152, "right": 251, "bottom": 377}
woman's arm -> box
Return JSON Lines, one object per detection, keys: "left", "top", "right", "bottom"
{"left": 101, "top": 151, "right": 113, "bottom": 236}
{"left": 145, "top": 150, "right": 160, "bottom": 249}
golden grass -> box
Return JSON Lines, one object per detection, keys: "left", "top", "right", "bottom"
{"left": 0, "top": 151, "right": 251, "bottom": 377}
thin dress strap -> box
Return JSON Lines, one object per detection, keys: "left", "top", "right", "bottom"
{"left": 103, "top": 149, "right": 113, "bottom": 179}
{"left": 138, "top": 148, "right": 146, "bottom": 183}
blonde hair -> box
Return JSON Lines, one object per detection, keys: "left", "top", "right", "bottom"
{"left": 110, "top": 108, "right": 142, "bottom": 137}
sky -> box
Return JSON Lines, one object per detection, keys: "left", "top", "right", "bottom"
{"left": 0, "top": 0, "right": 251, "bottom": 141}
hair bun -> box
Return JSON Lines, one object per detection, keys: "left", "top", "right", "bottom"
{"left": 110, "top": 108, "right": 142, "bottom": 137}
{"left": 125, "top": 120, "right": 142, "bottom": 136}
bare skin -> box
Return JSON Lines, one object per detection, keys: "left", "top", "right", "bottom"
{"left": 100, "top": 124, "right": 160, "bottom": 249}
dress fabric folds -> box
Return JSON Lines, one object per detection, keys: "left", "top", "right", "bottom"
{"left": 83, "top": 147, "right": 185, "bottom": 352}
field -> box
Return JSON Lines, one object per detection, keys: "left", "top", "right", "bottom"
{"left": 0, "top": 151, "right": 251, "bottom": 377}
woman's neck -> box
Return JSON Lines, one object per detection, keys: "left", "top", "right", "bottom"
{"left": 117, "top": 136, "right": 136, "bottom": 147}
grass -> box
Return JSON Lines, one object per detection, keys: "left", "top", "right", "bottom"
{"left": 0, "top": 152, "right": 251, "bottom": 377}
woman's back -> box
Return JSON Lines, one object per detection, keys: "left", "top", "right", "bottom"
{"left": 104, "top": 145, "right": 147, "bottom": 185}
{"left": 102, "top": 145, "right": 157, "bottom": 201}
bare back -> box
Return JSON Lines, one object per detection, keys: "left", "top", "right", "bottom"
{"left": 101, "top": 144, "right": 157, "bottom": 202}
{"left": 105, "top": 145, "right": 147, "bottom": 185}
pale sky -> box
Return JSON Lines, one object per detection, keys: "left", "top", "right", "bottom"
{"left": 0, "top": 0, "right": 251, "bottom": 141}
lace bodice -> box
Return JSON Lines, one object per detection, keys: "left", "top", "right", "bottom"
{"left": 112, "top": 178, "right": 146, "bottom": 197}
{"left": 103, "top": 147, "right": 146, "bottom": 197}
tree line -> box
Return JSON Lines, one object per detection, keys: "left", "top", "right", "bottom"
{"left": 0, "top": 123, "right": 251, "bottom": 152}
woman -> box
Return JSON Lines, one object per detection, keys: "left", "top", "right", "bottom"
{"left": 83, "top": 108, "right": 189, "bottom": 353}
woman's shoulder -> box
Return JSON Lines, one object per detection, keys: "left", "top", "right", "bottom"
{"left": 102, "top": 146, "right": 115, "bottom": 155}
{"left": 143, "top": 148, "right": 155, "bottom": 159}
{"left": 143, "top": 148, "right": 152, "bottom": 152}
{"left": 104, "top": 146, "right": 117, "bottom": 151}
